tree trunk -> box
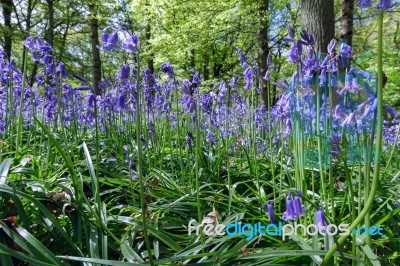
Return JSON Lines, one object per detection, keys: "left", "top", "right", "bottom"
{"left": 1, "top": 0, "right": 13, "bottom": 59}
{"left": 189, "top": 48, "right": 195, "bottom": 69}
{"left": 301, "top": 0, "right": 335, "bottom": 54}
{"left": 258, "top": 0, "right": 269, "bottom": 107}
{"left": 45, "top": 0, "right": 54, "bottom": 47}
{"left": 88, "top": 3, "right": 102, "bottom": 95}
{"left": 339, "top": 0, "right": 354, "bottom": 47}
{"left": 145, "top": 0, "right": 154, "bottom": 76}
{"left": 203, "top": 54, "right": 209, "bottom": 81}
{"left": 145, "top": 23, "right": 154, "bottom": 74}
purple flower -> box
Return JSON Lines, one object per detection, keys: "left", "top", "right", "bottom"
{"left": 56, "top": 62, "right": 68, "bottom": 79}
{"left": 122, "top": 34, "right": 139, "bottom": 53}
{"left": 339, "top": 43, "right": 352, "bottom": 67}
{"left": 160, "top": 62, "right": 174, "bottom": 78}
{"left": 234, "top": 47, "right": 249, "bottom": 68}
{"left": 263, "top": 70, "right": 270, "bottom": 81}
{"left": 87, "top": 94, "right": 96, "bottom": 108}
{"left": 182, "top": 79, "right": 192, "bottom": 95}
{"left": 117, "top": 93, "right": 127, "bottom": 110}
{"left": 243, "top": 66, "right": 253, "bottom": 90}
{"left": 342, "top": 112, "right": 355, "bottom": 126}
{"left": 42, "top": 54, "right": 52, "bottom": 65}
{"left": 283, "top": 195, "right": 297, "bottom": 221}
{"left": 327, "top": 39, "right": 336, "bottom": 55}
{"left": 299, "top": 30, "right": 315, "bottom": 46}
{"left": 340, "top": 43, "right": 352, "bottom": 59}
{"left": 119, "top": 64, "right": 130, "bottom": 79}
{"left": 72, "top": 74, "right": 88, "bottom": 83}
{"left": 377, "top": 0, "right": 393, "bottom": 10}
{"left": 185, "top": 132, "right": 194, "bottom": 149}
{"left": 229, "top": 76, "right": 238, "bottom": 90}
{"left": 98, "top": 28, "right": 119, "bottom": 51}
{"left": 384, "top": 105, "right": 399, "bottom": 119}
{"left": 23, "top": 37, "right": 35, "bottom": 50}
{"left": 294, "top": 195, "right": 305, "bottom": 217}
{"left": 358, "top": 0, "right": 372, "bottom": 8}
{"left": 315, "top": 209, "right": 327, "bottom": 230}
{"left": 288, "top": 41, "right": 302, "bottom": 63}
{"left": 35, "top": 36, "right": 53, "bottom": 53}
{"left": 284, "top": 25, "right": 296, "bottom": 43}
{"left": 191, "top": 70, "right": 202, "bottom": 87}
{"left": 267, "top": 200, "right": 276, "bottom": 224}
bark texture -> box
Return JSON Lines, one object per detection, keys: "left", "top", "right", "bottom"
{"left": 301, "top": 0, "right": 335, "bottom": 54}
{"left": 89, "top": 3, "right": 102, "bottom": 95}
{"left": 1, "top": 0, "right": 13, "bottom": 58}
{"left": 340, "top": 0, "right": 354, "bottom": 46}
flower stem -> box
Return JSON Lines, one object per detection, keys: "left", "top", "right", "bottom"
{"left": 135, "top": 53, "right": 154, "bottom": 265}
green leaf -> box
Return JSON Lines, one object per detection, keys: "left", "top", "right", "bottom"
{"left": 0, "top": 158, "right": 13, "bottom": 185}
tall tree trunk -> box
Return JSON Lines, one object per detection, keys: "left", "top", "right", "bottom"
{"left": 88, "top": 3, "right": 102, "bottom": 95}
{"left": 339, "top": 0, "right": 354, "bottom": 46}
{"left": 1, "top": 0, "right": 13, "bottom": 59}
{"left": 258, "top": 0, "right": 269, "bottom": 107}
{"left": 145, "top": 0, "right": 154, "bottom": 75}
{"left": 301, "top": 0, "right": 335, "bottom": 54}
{"left": 189, "top": 48, "right": 195, "bottom": 69}
{"left": 145, "top": 23, "right": 154, "bottom": 74}
{"left": 203, "top": 54, "right": 209, "bottom": 81}
{"left": 45, "top": 0, "right": 54, "bottom": 47}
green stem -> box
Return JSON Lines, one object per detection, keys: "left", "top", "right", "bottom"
{"left": 16, "top": 51, "right": 28, "bottom": 158}
{"left": 135, "top": 53, "right": 154, "bottom": 265}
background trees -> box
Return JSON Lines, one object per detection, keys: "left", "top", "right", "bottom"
{"left": 0, "top": 0, "right": 399, "bottom": 107}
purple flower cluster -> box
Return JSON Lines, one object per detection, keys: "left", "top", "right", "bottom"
{"left": 272, "top": 26, "right": 400, "bottom": 164}
{"left": 282, "top": 194, "right": 306, "bottom": 221}
{"left": 358, "top": 0, "right": 394, "bottom": 10}
{"left": 1, "top": 26, "right": 399, "bottom": 164}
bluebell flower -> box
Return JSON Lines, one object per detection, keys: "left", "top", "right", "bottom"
{"left": 339, "top": 43, "right": 352, "bottom": 67}
{"left": 377, "top": 0, "right": 393, "bottom": 10}
{"left": 191, "top": 70, "right": 202, "bottom": 87}
{"left": 160, "top": 62, "right": 174, "bottom": 78}
{"left": 42, "top": 54, "right": 52, "bottom": 65}
{"left": 87, "top": 94, "right": 96, "bottom": 108}
{"left": 229, "top": 76, "right": 238, "bottom": 90}
{"left": 288, "top": 41, "right": 301, "bottom": 63}
{"left": 284, "top": 25, "right": 296, "bottom": 43}
{"left": 56, "top": 62, "right": 68, "bottom": 79}
{"left": 243, "top": 66, "right": 253, "bottom": 90}
{"left": 72, "top": 74, "right": 88, "bottom": 83}
{"left": 315, "top": 209, "right": 327, "bottom": 230}
{"left": 234, "top": 47, "right": 249, "bottom": 68}
{"left": 283, "top": 195, "right": 297, "bottom": 221}
{"left": 294, "top": 195, "right": 305, "bottom": 217}
{"left": 327, "top": 39, "right": 336, "bottom": 55}
{"left": 185, "top": 132, "right": 194, "bottom": 149}
{"left": 358, "top": 0, "right": 372, "bottom": 8}
{"left": 267, "top": 200, "right": 276, "bottom": 224}
{"left": 122, "top": 34, "right": 139, "bottom": 53}
{"left": 117, "top": 93, "right": 127, "bottom": 110}
{"left": 98, "top": 28, "right": 119, "bottom": 51}
{"left": 263, "top": 70, "right": 270, "bottom": 81}
{"left": 384, "top": 105, "right": 399, "bottom": 119}
{"left": 119, "top": 64, "right": 130, "bottom": 79}
{"left": 299, "top": 30, "right": 315, "bottom": 46}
